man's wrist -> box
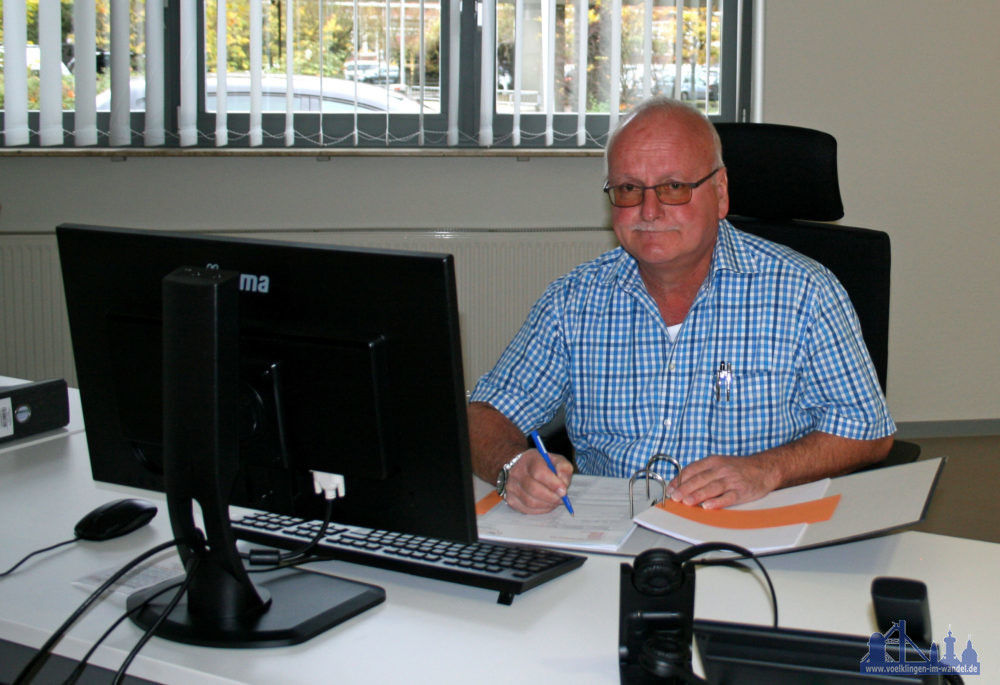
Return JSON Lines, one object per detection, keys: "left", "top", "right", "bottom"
{"left": 749, "top": 446, "right": 793, "bottom": 492}
{"left": 496, "top": 449, "right": 531, "bottom": 498}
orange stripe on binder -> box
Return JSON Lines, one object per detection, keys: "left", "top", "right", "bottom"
{"left": 476, "top": 491, "right": 503, "bottom": 516}
{"left": 654, "top": 493, "right": 841, "bottom": 529}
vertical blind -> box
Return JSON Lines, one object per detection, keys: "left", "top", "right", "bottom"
{"left": 1, "top": 0, "right": 743, "bottom": 149}
{"left": 2, "top": 0, "right": 29, "bottom": 145}
{"left": 488, "top": 0, "right": 726, "bottom": 146}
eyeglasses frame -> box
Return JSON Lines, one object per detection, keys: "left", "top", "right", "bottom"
{"left": 603, "top": 166, "right": 724, "bottom": 208}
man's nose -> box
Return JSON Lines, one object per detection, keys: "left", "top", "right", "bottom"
{"left": 640, "top": 187, "right": 666, "bottom": 221}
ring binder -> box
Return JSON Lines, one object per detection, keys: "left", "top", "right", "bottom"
{"left": 628, "top": 454, "right": 682, "bottom": 517}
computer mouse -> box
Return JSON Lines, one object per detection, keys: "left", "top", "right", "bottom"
{"left": 74, "top": 498, "right": 158, "bottom": 541}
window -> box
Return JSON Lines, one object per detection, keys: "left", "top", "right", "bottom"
{"left": 0, "top": 0, "right": 752, "bottom": 149}
{"left": 483, "top": 0, "right": 750, "bottom": 146}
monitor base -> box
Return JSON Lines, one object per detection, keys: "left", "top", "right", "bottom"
{"left": 128, "top": 567, "right": 385, "bottom": 648}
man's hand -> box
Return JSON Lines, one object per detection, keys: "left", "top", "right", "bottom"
{"left": 468, "top": 401, "right": 576, "bottom": 515}
{"left": 503, "top": 450, "right": 574, "bottom": 515}
{"left": 667, "top": 454, "right": 779, "bottom": 509}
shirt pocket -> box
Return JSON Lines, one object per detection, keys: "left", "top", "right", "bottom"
{"left": 705, "top": 370, "right": 780, "bottom": 456}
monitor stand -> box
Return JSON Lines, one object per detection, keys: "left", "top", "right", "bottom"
{"left": 128, "top": 567, "right": 385, "bottom": 648}
{"left": 128, "top": 267, "right": 384, "bottom": 648}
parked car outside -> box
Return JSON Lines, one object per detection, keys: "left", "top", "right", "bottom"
{"left": 2, "top": 44, "right": 73, "bottom": 76}
{"left": 342, "top": 60, "right": 401, "bottom": 84}
{"left": 95, "top": 73, "right": 427, "bottom": 113}
{"left": 655, "top": 72, "right": 718, "bottom": 102}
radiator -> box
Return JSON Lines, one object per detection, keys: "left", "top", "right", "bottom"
{"left": 0, "top": 228, "right": 618, "bottom": 391}
{"left": 0, "top": 234, "right": 76, "bottom": 385}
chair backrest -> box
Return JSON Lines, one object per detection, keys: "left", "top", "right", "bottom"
{"left": 715, "top": 123, "right": 891, "bottom": 393}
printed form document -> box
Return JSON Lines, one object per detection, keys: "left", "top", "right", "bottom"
{"left": 476, "top": 475, "right": 638, "bottom": 552}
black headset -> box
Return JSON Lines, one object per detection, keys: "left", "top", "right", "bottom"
{"left": 632, "top": 542, "right": 755, "bottom": 594}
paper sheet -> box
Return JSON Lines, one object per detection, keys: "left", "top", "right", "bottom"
{"left": 476, "top": 475, "right": 638, "bottom": 552}
{"left": 72, "top": 557, "right": 185, "bottom": 605}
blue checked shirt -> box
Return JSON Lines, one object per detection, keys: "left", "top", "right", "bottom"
{"left": 470, "top": 220, "right": 896, "bottom": 479}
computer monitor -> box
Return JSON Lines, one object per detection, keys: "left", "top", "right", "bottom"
{"left": 56, "top": 223, "right": 477, "bottom": 647}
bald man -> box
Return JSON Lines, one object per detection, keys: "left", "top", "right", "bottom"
{"left": 468, "top": 97, "right": 895, "bottom": 515}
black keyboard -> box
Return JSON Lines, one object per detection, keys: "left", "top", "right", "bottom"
{"left": 232, "top": 512, "right": 586, "bottom": 605}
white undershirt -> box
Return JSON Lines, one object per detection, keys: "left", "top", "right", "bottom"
{"left": 666, "top": 323, "right": 683, "bottom": 343}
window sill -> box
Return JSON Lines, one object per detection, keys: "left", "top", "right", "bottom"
{"left": 0, "top": 147, "right": 603, "bottom": 159}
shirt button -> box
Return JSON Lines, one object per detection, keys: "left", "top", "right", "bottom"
{"left": 668, "top": 362, "right": 676, "bottom": 371}
{"left": 663, "top": 417, "right": 672, "bottom": 428}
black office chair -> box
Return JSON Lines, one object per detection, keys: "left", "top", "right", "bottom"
{"left": 715, "top": 122, "right": 919, "bottom": 469}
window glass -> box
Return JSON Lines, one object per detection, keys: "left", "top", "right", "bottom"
{"left": 494, "top": 0, "right": 723, "bottom": 115}
{"left": 203, "top": 0, "right": 442, "bottom": 115}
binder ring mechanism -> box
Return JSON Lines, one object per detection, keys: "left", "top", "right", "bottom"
{"left": 628, "top": 454, "right": 682, "bottom": 517}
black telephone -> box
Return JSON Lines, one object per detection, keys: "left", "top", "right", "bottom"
{"left": 619, "top": 547, "right": 697, "bottom": 684}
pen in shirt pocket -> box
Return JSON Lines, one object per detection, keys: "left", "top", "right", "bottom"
{"left": 715, "top": 361, "right": 732, "bottom": 401}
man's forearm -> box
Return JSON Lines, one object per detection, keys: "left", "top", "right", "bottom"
{"left": 467, "top": 401, "right": 529, "bottom": 483}
{"left": 758, "top": 431, "right": 895, "bottom": 490}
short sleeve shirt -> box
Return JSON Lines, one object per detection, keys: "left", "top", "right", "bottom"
{"left": 469, "top": 220, "right": 896, "bottom": 478}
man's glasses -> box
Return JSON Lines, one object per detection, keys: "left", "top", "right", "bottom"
{"left": 603, "top": 166, "right": 722, "bottom": 208}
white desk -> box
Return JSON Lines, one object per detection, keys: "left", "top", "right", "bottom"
{"left": 2, "top": 430, "right": 997, "bottom": 684}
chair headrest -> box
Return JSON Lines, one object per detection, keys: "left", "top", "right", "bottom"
{"left": 715, "top": 123, "right": 845, "bottom": 222}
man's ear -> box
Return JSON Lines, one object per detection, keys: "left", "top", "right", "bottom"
{"left": 715, "top": 166, "right": 730, "bottom": 219}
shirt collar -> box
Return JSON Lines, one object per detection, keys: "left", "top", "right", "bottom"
{"left": 608, "top": 246, "right": 640, "bottom": 291}
{"left": 711, "top": 218, "right": 759, "bottom": 276}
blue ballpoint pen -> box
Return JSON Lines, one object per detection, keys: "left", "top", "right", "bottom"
{"left": 529, "top": 430, "right": 575, "bottom": 516}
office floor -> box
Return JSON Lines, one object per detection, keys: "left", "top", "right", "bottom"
{"left": 906, "top": 435, "right": 1000, "bottom": 544}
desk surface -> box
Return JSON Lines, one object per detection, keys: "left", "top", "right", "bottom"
{"left": 2, "top": 430, "right": 997, "bottom": 684}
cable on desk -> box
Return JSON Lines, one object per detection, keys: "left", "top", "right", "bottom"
{"left": 689, "top": 542, "right": 779, "bottom": 628}
{"left": 111, "top": 555, "right": 200, "bottom": 685}
{"left": 241, "top": 495, "right": 336, "bottom": 568}
{"left": 62, "top": 576, "right": 187, "bottom": 685}
{"left": 0, "top": 538, "right": 77, "bottom": 577}
{"left": 247, "top": 554, "right": 325, "bottom": 574}
{"left": 12, "top": 538, "right": 179, "bottom": 685}
{"left": 61, "top": 547, "right": 323, "bottom": 684}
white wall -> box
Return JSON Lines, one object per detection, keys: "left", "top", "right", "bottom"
{"left": 0, "top": 155, "right": 608, "bottom": 232}
{"left": 761, "top": 0, "right": 1000, "bottom": 423}
{"left": 1, "top": 0, "right": 998, "bottom": 425}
